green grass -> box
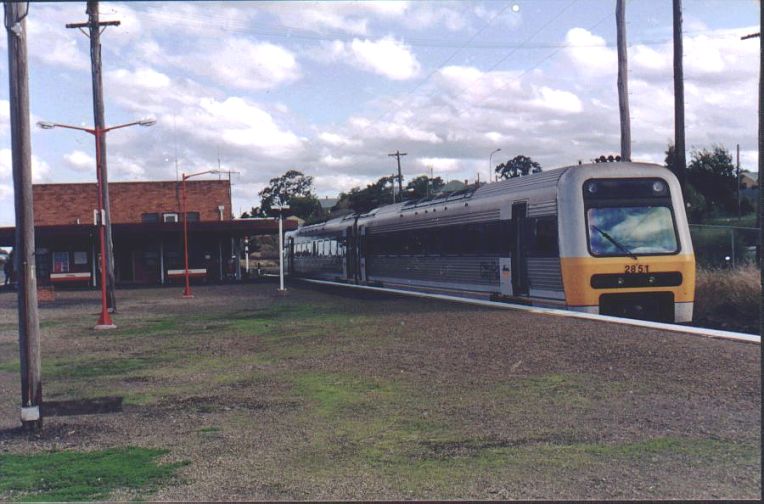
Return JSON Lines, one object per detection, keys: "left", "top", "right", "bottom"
{"left": 292, "top": 372, "right": 399, "bottom": 417}
{"left": 0, "top": 447, "right": 186, "bottom": 502}
{"left": 286, "top": 370, "right": 754, "bottom": 495}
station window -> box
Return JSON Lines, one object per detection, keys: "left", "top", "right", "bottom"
{"left": 163, "top": 213, "right": 179, "bottom": 223}
{"left": 52, "top": 251, "right": 69, "bottom": 273}
{"left": 142, "top": 212, "right": 159, "bottom": 223}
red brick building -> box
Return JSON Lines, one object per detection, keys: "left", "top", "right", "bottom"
{"left": 0, "top": 179, "right": 296, "bottom": 286}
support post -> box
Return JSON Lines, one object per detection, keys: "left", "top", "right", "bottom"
{"left": 616, "top": 0, "right": 631, "bottom": 161}
{"left": 736, "top": 143, "right": 741, "bottom": 219}
{"left": 5, "top": 1, "right": 42, "bottom": 430}
{"left": 279, "top": 211, "right": 285, "bottom": 291}
{"left": 673, "top": 0, "right": 687, "bottom": 196}
{"left": 67, "top": 0, "right": 120, "bottom": 312}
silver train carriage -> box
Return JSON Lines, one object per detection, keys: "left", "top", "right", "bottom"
{"left": 284, "top": 162, "right": 695, "bottom": 323}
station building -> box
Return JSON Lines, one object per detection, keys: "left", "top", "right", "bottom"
{"left": 0, "top": 179, "right": 297, "bottom": 287}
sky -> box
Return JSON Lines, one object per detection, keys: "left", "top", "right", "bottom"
{"left": 0, "top": 0, "right": 759, "bottom": 224}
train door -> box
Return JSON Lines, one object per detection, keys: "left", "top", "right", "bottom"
{"left": 358, "top": 225, "right": 367, "bottom": 283}
{"left": 511, "top": 202, "right": 529, "bottom": 296}
{"left": 287, "top": 237, "right": 294, "bottom": 274}
{"left": 345, "top": 227, "right": 354, "bottom": 282}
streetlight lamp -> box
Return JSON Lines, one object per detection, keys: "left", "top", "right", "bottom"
{"left": 489, "top": 148, "right": 501, "bottom": 184}
{"left": 37, "top": 118, "right": 155, "bottom": 329}
{"left": 179, "top": 169, "right": 237, "bottom": 298}
{"left": 272, "top": 203, "right": 290, "bottom": 292}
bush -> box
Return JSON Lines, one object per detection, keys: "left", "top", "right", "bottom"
{"left": 693, "top": 265, "right": 760, "bottom": 334}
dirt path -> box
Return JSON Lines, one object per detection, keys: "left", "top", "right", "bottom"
{"left": 0, "top": 282, "right": 759, "bottom": 500}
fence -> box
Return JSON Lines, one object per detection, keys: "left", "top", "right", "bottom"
{"left": 689, "top": 224, "right": 759, "bottom": 268}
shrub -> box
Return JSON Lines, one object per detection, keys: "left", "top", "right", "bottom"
{"left": 693, "top": 265, "right": 760, "bottom": 334}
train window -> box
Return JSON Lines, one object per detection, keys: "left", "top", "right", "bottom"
{"left": 587, "top": 206, "right": 678, "bottom": 256}
{"left": 527, "top": 217, "right": 559, "bottom": 257}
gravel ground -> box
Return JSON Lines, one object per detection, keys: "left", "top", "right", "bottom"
{"left": 0, "top": 281, "right": 760, "bottom": 500}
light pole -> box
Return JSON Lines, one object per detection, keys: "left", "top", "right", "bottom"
{"left": 489, "top": 148, "right": 501, "bottom": 184}
{"left": 37, "top": 118, "right": 155, "bottom": 329}
{"left": 179, "top": 169, "right": 236, "bottom": 298}
{"left": 273, "top": 204, "right": 290, "bottom": 292}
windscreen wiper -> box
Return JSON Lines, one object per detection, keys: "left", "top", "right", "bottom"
{"left": 591, "top": 225, "right": 638, "bottom": 260}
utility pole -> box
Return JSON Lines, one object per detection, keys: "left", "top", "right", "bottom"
{"left": 388, "top": 150, "right": 407, "bottom": 198}
{"left": 673, "top": 0, "right": 687, "bottom": 197}
{"left": 736, "top": 143, "right": 741, "bottom": 219}
{"left": 5, "top": 1, "right": 42, "bottom": 430}
{"left": 616, "top": 0, "right": 631, "bottom": 162}
{"left": 758, "top": 1, "right": 762, "bottom": 339}
{"left": 66, "top": 1, "right": 120, "bottom": 312}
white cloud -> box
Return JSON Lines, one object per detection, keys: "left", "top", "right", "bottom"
{"left": 263, "top": 1, "right": 408, "bottom": 36}
{"left": 320, "top": 154, "right": 355, "bottom": 167}
{"left": 63, "top": 150, "right": 95, "bottom": 172}
{"left": 319, "top": 37, "right": 420, "bottom": 80}
{"left": 109, "top": 67, "right": 171, "bottom": 91}
{"left": 25, "top": 3, "right": 89, "bottom": 71}
{"left": 415, "top": 157, "right": 462, "bottom": 173}
{"left": 563, "top": 27, "right": 617, "bottom": 77}
{"left": 0, "top": 149, "right": 51, "bottom": 183}
{"left": 318, "top": 132, "right": 361, "bottom": 147}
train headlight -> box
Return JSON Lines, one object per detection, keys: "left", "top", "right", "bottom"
{"left": 652, "top": 181, "right": 666, "bottom": 193}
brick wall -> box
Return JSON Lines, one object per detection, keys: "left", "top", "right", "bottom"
{"left": 33, "top": 180, "right": 231, "bottom": 226}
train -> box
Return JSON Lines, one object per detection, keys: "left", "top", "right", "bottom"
{"left": 284, "top": 162, "right": 695, "bottom": 323}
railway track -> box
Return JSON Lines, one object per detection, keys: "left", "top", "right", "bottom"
{"left": 299, "top": 278, "right": 760, "bottom": 344}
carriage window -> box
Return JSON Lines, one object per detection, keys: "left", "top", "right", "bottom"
{"left": 527, "top": 217, "right": 559, "bottom": 257}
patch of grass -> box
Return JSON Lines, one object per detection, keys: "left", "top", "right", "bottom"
{"left": 112, "top": 318, "right": 180, "bottom": 338}
{"left": 495, "top": 372, "right": 619, "bottom": 412}
{"left": 45, "top": 356, "right": 161, "bottom": 380}
{"left": 0, "top": 359, "right": 19, "bottom": 373}
{"left": 292, "top": 372, "right": 398, "bottom": 417}
{"left": 0, "top": 447, "right": 186, "bottom": 502}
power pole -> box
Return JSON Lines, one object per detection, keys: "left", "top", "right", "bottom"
{"left": 758, "top": 1, "right": 762, "bottom": 339}
{"left": 4, "top": 1, "right": 42, "bottom": 430}
{"left": 66, "top": 1, "right": 120, "bottom": 312}
{"left": 673, "top": 0, "right": 687, "bottom": 197}
{"left": 616, "top": 0, "right": 631, "bottom": 161}
{"left": 388, "top": 150, "right": 406, "bottom": 198}
{"left": 736, "top": 143, "right": 741, "bottom": 219}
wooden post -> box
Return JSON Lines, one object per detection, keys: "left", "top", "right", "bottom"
{"left": 67, "top": 1, "right": 121, "bottom": 312}
{"left": 616, "top": 0, "right": 631, "bottom": 161}
{"left": 4, "top": 1, "right": 42, "bottom": 430}
{"left": 758, "top": 0, "right": 762, "bottom": 337}
{"left": 673, "top": 0, "right": 687, "bottom": 196}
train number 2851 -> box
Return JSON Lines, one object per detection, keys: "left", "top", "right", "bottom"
{"left": 624, "top": 264, "right": 649, "bottom": 274}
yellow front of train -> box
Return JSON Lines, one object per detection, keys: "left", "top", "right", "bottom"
{"left": 557, "top": 163, "right": 695, "bottom": 323}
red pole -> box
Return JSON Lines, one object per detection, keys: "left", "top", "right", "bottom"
{"left": 94, "top": 128, "right": 114, "bottom": 328}
{"left": 182, "top": 175, "right": 193, "bottom": 298}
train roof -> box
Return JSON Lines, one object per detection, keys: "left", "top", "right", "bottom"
{"left": 288, "top": 161, "right": 669, "bottom": 236}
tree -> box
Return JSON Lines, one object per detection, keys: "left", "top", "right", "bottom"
{"left": 665, "top": 143, "right": 678, "bottom": 179}
{"left": 496, "top": 155, "right": 542, "bottom": 179}
{"left": 687, "top": 145, "right": 737, "bottom": 216}
{"left": 404, "top": 175, "right": 445, "bottom": 200}
{"left": 335, "top": 176, "right": 397, "bottom": 214}
{"left": 289, "top": 195, "right": 323, "bottom": 221}
{"left": 257, "top": 170, "right": 314, "bottom": 216}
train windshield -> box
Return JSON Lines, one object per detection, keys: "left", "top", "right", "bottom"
{"left": 586, "top": 206, "right": 678, "bottom": 256}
